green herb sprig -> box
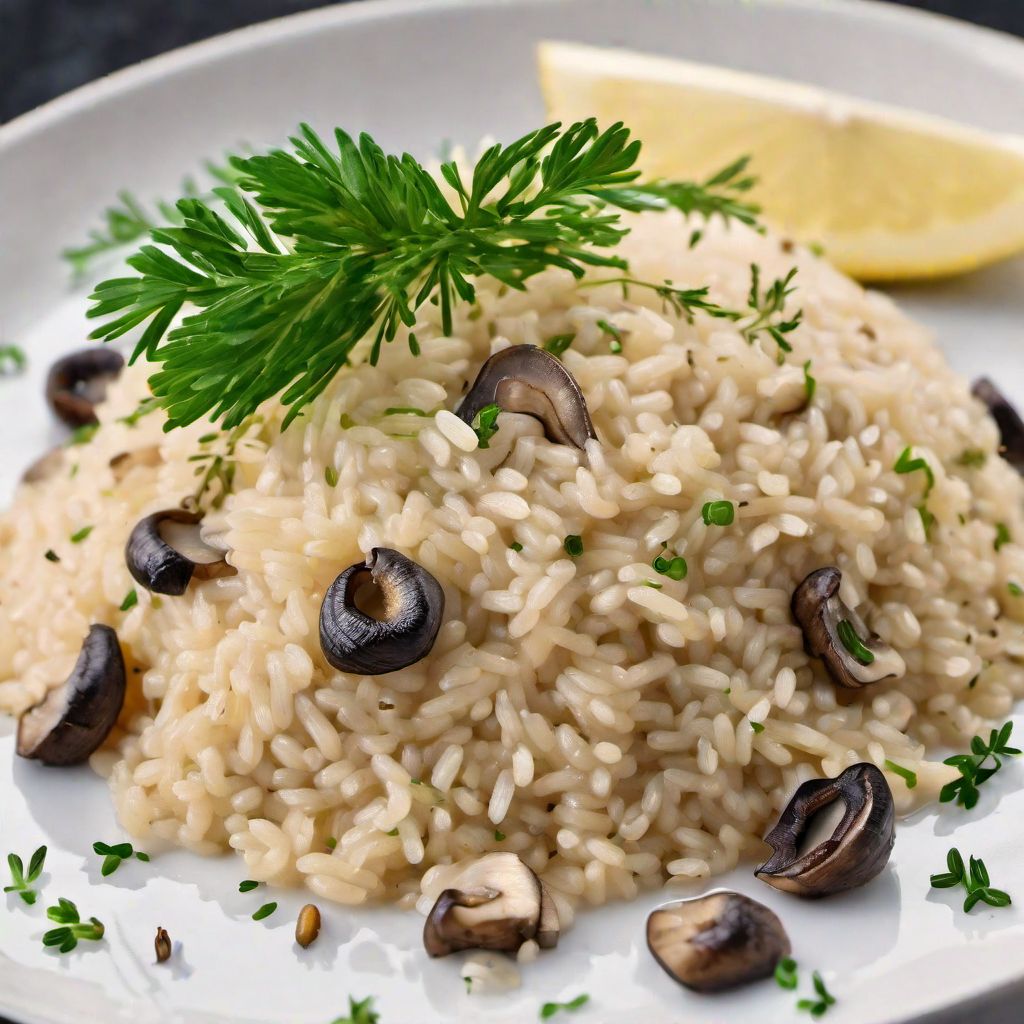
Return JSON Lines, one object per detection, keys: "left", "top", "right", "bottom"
{"left": 930, "top": 847, "right": 1012, "bottom": 913}
{"left": 797, "top": 971, "right": 837, "bottom": 1018}
{"left": 42, "top": 898, "right": 105, "bottom": 953}
{"left": 93, "top": 841, "right": 149, "bottom": 876}
{"left": 940, "top": 722, "right": 1020, "bottom": 809}
{"left": 884, "top": 760, "right": 917, "bottom": 789}
{"left": 85, "top": 120, "right": 762, "bottom": 433}
{"left": 741, "top": 264, "right": 803, "bottom": 362}
{"left": 540, "top": 994, "right": 590, "bottom": 1019}
{"left": 472, "top": 403, "right": 502, "bottom": 448}
{"left": 331, "top": 996, "right": 379, "bottom": 1024}
{"left": 4, "top": 846, "right": 46, "bottom": 905}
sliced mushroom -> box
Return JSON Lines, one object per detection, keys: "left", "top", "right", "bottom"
{"left": 756, "top": 762, "right": 895, "bottom": 898}
{"left": 46, "top": 348, "right": 125, "bottom": 429}
{"left": 110, "top": 446, "right": 162, "bottom": 482}
{"left": 21, "top": 447, "right": 65, "bottom": 485}
{"left": 791, "top": 567, "right": 905, "bottom": 688}
{"left": 320, "top": 548, "right": 444, "bottom": 675}
{"left": 423, "top": 852, "right": 543, "bottom": 957}
{"left": 972, "top": 377, "right": 1024, "bottom": 473}
{"left": 456, "top": 345, "right": 596, "bottom": 449}
{"left": 536, "top": 882, "right": 561, "bottom": 950}
{"left": 646, "top": 892, "right": 790, "bottom": 992}
{"left": 17, "top": 625, "right": 126, "bottom": 765}
{"left": 126, "top": 509, "right": 236, "bottom": 596}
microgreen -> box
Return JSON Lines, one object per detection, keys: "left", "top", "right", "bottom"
{"left": 837, "top": 619, "right": 875, "bottom": 665}
{"left": 796, "top": 971, "right": 837, "bottom": 1017}
{"left": 4, "top": 846, "right": 47, "bottom": 905}
{"left": 930, "top": 847, "right": 1012, "bottom": 913}
{"left": 884, "top": 760, "right": 917, "bottom": 789}
{"left": 540, "top": 994, "right": 590, "bottom": 1019}
{"left": 940, "top": 722, "right": 1020, "bottom": 809}
{"left": 85, "top": 120, "right": 762, "bottom": 432}
{"left": 775, "top": 957, "right": 798, "bottom": 990}
{"left": 471, "top": 403, "right": 502, "bottom": 449}
{"left": 701, "top": 500, "right": 734, "bottom": 526}
{"left": 252, "top": 901, "right": 277, "bottom": 921}
{"left": 238, "top": 879, "right": 260, "bottom": 892}
{"left": 93, "top": 841, "right": 148, "bottom": 876}
{"left": 652, "top": 553, "right": 687, "bottom": 580}
{"left": 330, "top": 996, "right": 380, "bottom": 1024}
{"left": 42, "top": 899, "right": 105, "bottom": 953}
{"left": 0, "top": 345, "right": 27, "bottom": 377}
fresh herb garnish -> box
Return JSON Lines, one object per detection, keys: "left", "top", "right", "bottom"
{"left": 472, "top": 403, "right": 502, "bottom": 449}
{"left": 85, "top": 120, "right": 761, "bottom": 432}
{"left": 540, "top": 994, "right": 590, "bottom": 1019}
{"left": 797, "top": 971, "right": 837, "bottom": 1017}
{"left": 1010, "top": 582, "right": 1023, "bottom": 597}
{"left": 4, "top": 846, "right": 46, "bottom": 905}
{"left": 383, "top": 406, "right": 430, "bottom": 417}
{"left": 70, "top": 526, "right": 94, "bottom": 544}
{"left": 956, "top": 448, "right": 987, "bottom": 469}
{"left": 325, "top": 837, "right": 338, "bottom": 850}
{"left": 188, "top": 416, "right": 258, "bottom": 510}
{"left": 802, "top": 359, "right": 816, "bottom": 404}
{"left": 44, "top": 549, "right": 60, "bottom": 563}
{"left": 652, "top": 553, "right": 687, "bottom": 580}
{"left": 995, "top": 523, "right": 1011, "bottom": 551}
{"left": 494, "top": 830, "right": 506, "bottom": 842}
{"left": 0, "top": 345, "right": 27, "bottom": 377}
{"left": 596, "top": 318, "right": 623, "bottom": 353}
{"left": 930, "top": 847, "right": 1012, "bottom": 912}
{"left": 775, "top": 956, "right": 798, "bottom": 990}
{"left": 330, "top": 996, "right": 380, "bottom": 1024}
{"left": 741, "top": 264, "right": 803, "bottom": 362}
{"left": 918, "top": 504, "right": 936, "bottom": 540}
{"left": 837, "top": 619, "right": 875, "bottom": 665}
{"left": 544, "top": 333, "right": 575, "bottom": 357}
{"left": 42, "top": 899, "right": 105, "bottom": 953}
{"left": 68, "top": 423, "right": 100, "bottom": 446}
{"left": 894, "top": 445, "right": 935, "bottom": 497}
{"left": 940, "top": 722, "right": 1020, "bottom": 809}
{"left": 238, "top": 879, "right": 260, "bottom": 892}
{"left": 325, "top": 466, "right": 339, "bottom": 488}
{"left": 252, "top": 901, "right": 278, "bottom": 921}
{"left": 884, "top": 760, "right": 917, "bottom": 789}
{"left": 701, "top": 500, "right": 734, "bottom": 526}
{"left": 750, "top": 721, "right": 765, "bottom": 734}
{"left": 119, "top": 589, "right": 138, "bottom": 612}
{"left": 563, "top": 534, "right": 584, "bottom": 558}
{"left": 93, "top": 841, "right": 148, "bottom": 876}
{"left": 641, "top": 580, "right": 663, "bottom": 589}
{"left": 510, "top": 541, "right": 524, "bottom": 553}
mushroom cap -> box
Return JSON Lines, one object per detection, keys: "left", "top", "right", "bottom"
{"left": 756, "top": 762, "right": 895, "bottom": 898}
{"left": 973, "top": 377, "right": 1024, "bottom": 473}
{"left": 126, "top": 509, "right": 235, "bottom": 596}
{"left": 45, "top": 347, "right": 125, "bottom": 429}
{"left": 646, "top": 892, "right": 790, "bottom": 992}
{"left": 456, "top": 345, "right": 596, "bottom": 449}
{"left": 423, "top": 852, "right": 543, "bottom": 957}
{"left": 17, "top": 624, "right": 126, "bottom": 766}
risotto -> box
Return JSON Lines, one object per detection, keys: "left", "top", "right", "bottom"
{"left": 2, "top": 208, "right": 1024, "bottom": 932}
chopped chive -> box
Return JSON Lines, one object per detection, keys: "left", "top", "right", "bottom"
{"left": 775, "top": 956, "right": 798, "bottom": 990}
{"left": 802, "top": 360, "right": 816, "bottom": 404}
{"left": 995, "top": 523, "right": 1011, "bottom": 551}
{"left": 252, "top": 902, "right": 277, "bottom": 921}
{"left": 884, "top": 760, "right": 917, "bottom": 789}
{"left": 701, "top": 500, "right": 734, "bottom": 526}
{"left": 563, "top": 535, "right": 584, "bottom": 558}
{"left": 893, "top": 445, "right": 935, "bottom": 497}
{"left": 596, "top": 319, "right": 622, "bottom": 353}
{"left": 383, "top": 406, "right": 429, "bottom": 417}
{"left": 70, "top": 526, "right": 94, "bottom": 544}
{"left": 119, "top": 589, "right": 138, "bottom": 612}
{"left": 750, "top": 721, "right": 765, "bottom": 734}
{"left": 837, "top": 619, "right": 875, "bottom": 665}
{"left": 544, "top": 334, "right": 575, "bottom": 357}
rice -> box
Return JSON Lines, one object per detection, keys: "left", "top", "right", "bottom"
{"left": 2, "top": 208, "right": 1024, "bottom": 919}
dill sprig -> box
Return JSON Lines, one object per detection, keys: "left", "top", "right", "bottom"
{"left": 85, "top": 120, "right": 764, "bottom": 433}
{"left": 930, "top": 847, "right": 1011, "bottom": 913}
{"left": 741, "top": 264, "right": 803, "bottom": 361}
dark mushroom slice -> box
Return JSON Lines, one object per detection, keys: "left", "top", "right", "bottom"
{"left": 423, "top": 852, "right": 543, "bottom": 957}
{"left": 126, "top": 509, "right": 236, "bottom": 596}
{"left": 791, "top": 567, "right": 905, "bottom": 688}
{"left": 320, "top": 548, "right": 444, "bottom": 675}
{"left": 646, "top": 891, "right": 790, "bottom": 993}
{"left": 972, "top": 377, "right": 1024, "bottom": 473}
{"left": 45, "top": 348, "right": 125, "bottom": 429}
{"left": 21, "top": 447, "right": 65, "bottom": 485}
{"left": 536, "top": 881, "right": 561, "bottom": 950}
{"left": 16, "top": 624, "right": 126, "bottom": 766}
{"left": 456, "top": 345, "right": 596, "bottom": 449}
{"left": 755, "top": 762, "right": 895, "bottom": 898}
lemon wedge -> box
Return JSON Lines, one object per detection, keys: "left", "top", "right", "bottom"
{"left": 538, "top": 40, "right": 1024, "bottom": 280}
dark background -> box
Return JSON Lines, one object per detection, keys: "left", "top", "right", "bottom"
{"left": 2, "top": 0, "right": 1024, "bottom": 124}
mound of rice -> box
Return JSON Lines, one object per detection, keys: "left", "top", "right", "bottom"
{"left": 3, "top": 210, "right": 1024, "bottom": 925}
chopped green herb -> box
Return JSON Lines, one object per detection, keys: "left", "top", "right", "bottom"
{"left": 544, "top": 334, "right": 575, "bottom": 357}
{"left": 741, "top": 264, "right": 803, "bottom": 361}
{"left": 1009, "top": 582, "right": 1023, "bottom": 597}
{"left": 641, "top": 580, "right": 663, "bottom": 589}
{"left": 688, "top": 228, "right": 703, "bottom": 249}
{"left": 995, "top": 523, "right": 1011, "bottom": 551}
{"left": 837, "top": 619, "right": 875, "bottom": 665}
{"left": 70, "top": 526, "right": 94, "bottom": 544}
{"left": 386, "top": 828, "right": 399, "bottom": 837}
{"left": 884, "top": 760, "right": 917, "bottom": 789}
{"left": 117, "top": 396, "right": 162, "bottom": 427}
{"left": 596, "top": 319, "right": 623, "bottom": 353}
{"left": 325, "top": 837, "right": 337, "bottom": 850}
{"left": 42, "top": 899, "right": 105, "bottom": 953}
{"left": 540, "top": 994, "right": 590, "bottom": 1019}
{"left": 957, "top": 449, "right": 987, "bottom": 469}
{"left": 68, "top": 423, "right": 99, "bottom": 446}
{"left": 463, "top": 976, "right": 473, "bottom": 994}
{"left": 563, "top": 534, "right": 584, "bottom": 558}
{"left": 472, "top": 403, "right": 502, "bottom": 449}
{"left": 802, "top": 359, "right": 816, "bottom": 404}
{"left": 775, "top": 956, "right": 799, "bottom": 990}
{"left": 940, "top": 722, "right": 1020, "bottom": 809}
{"left": 44, "top": 549, "right": 60, "bottom": 563}
{"left": 750, "top": 721, "right": 765, "bottom": 734}
{"left": 701, "top": 500, "right": 734, "bottom": 527}
{"left": 325, "top": 465, "right": 339, "bottom": 487}
{"left": 330, "top": 996, "right": 380, "bottom": 1024}
{"left": 383, "top": 406, "right": 429, "bottom": 417}
{"left": 930, "top": 847, "right": 1012, "bottom": 913}
{"left": 252, "top": 901, "right": 277, "bottom": 921}
{"left": 494, "top": 830, "right": 506, "bottom": 842}
{"left": 652, "top": 554, "right": 687, "bottom": 580}
{"left": 510, "top": 541, "right": 524, "bottom": 553}
{"left": 339, "top": 413, "right": 356, "bottom": 429}
{"left": 808, "top": 242, "right": 826, "bottom": 257}
{"left": 894, "top": 445, "right": 935, "bottom": 497}
{"left": 92, "top": 841, "right": 141, "bottom": 877}
{"left": 917, "top": 504, "right": 935, "bottom": 540}
{"left": 135, "top": 852, "right": 150, "bottom": 862}
{"left": 119, "top": 589, "right": 138, "bottom": 612}
{"left": 0, "top": 345, "right": 27, "bottom": 377}
{"left": 4, "top": 845, "right": 47, "bottom": 905}
{"left": 238, "top": 879, "right": 260, "bottom": 893}
{"left": 796, "top": 971, "right": 837, "bottom": 1017}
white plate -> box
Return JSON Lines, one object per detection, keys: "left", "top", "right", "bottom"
{"left": 3, "top": 1, "right": 1024, "bottom": 1022}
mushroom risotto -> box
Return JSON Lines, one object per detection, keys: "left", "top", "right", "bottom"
{"left": 3, "top": 137, "right": 1024, "bottom": 941}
